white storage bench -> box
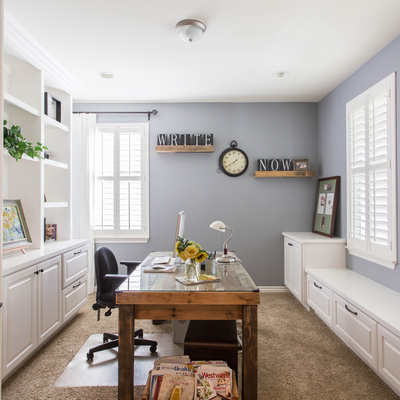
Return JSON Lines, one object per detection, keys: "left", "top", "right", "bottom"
{"left": 306, "top": 267, "right": 400, "bottom": 396}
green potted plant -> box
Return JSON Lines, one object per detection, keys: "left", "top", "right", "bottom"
{"left": 3, "top": 120, "right": 47, "bottom": 161}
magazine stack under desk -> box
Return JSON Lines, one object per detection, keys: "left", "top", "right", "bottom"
{"left": 142, "top": 371, "right": 239, "bottom": 400}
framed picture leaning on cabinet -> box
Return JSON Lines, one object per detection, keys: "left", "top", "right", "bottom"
{"left": 2, "top": 199, "right": 32, "bottom": 253}
{"left": 312, "top": 176, "right": 340, "bottom": 237}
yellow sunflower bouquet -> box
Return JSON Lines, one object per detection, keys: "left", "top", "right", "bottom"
{"left": 176, "top": 236, "right": 209, "bottom": 280}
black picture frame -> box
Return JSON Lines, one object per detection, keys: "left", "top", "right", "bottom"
{"left": 312, "top": 176, "right": 340, "bottom": 238}
{"left": 44, "top": 92, "right": 61, "bottom": 123}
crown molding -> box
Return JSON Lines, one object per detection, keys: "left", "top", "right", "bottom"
{"left": 4, "top": 11, "right": 81, "bottom": 94}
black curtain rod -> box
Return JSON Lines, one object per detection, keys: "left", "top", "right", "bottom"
{"left": 73, "top": 109, "right": 158, "bottom": 121}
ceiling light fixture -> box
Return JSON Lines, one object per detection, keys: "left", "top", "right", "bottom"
{"left": 273, "top": 71, "right": 289, "bottom": 78}
{"left": 176, "top": 19, "right": 206, "bottom": 43}
{"left": 99, "top": 71, "right": 115, "bottom": 79}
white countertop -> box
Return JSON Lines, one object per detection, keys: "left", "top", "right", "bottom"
{"left": 283, "top": 232, "right": 347, "bottom": 244}
{"left": 2, "top": 239, "right": 90, "bottom": 277}
{"left": 306, "top": 267, "right": 400, "bottom": 337}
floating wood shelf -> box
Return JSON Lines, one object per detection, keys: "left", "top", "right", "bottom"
{"left": 254, "top": 171, "right": 315, "bottom": 178}
{"left": 155, "top": 145, "right": 214, "bottom": 153}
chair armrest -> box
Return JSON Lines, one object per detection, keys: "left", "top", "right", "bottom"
{"left": 104, "top": 274, "right": 129, "bottom": 284}
{"left": 120, "top": 261, "right": 142, "bottom": 275}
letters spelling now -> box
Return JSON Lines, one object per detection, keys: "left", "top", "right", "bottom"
{"left": 157, "top": 133, "right": 213, "bottom": 146}
{"left": 258, "top": 159, "right": 293, "bottom": 171}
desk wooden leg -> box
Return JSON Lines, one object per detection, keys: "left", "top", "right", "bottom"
{"left": 242, "top": 305, "right": 258, "bottom": 400}
{"left": 118, "top": 304, "right": 135, "bottom": 400}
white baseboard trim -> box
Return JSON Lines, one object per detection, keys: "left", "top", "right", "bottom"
{"left": 258, "top": 286, "right": 290, "bottom": 293}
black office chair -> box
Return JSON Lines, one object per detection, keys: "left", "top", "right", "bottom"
{"left": 86, "top": 247, "right": 157, "bottom": 360}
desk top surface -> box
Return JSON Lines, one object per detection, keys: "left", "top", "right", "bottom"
{"left": 116, "top": 251, "right": 259, "bottom": 293}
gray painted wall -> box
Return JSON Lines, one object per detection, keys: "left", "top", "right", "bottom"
{"left": 73, "top": 102, "right": 318, "bottom": 286}
{"left": 318, "top": 34, "right": 400, "bottom": 293}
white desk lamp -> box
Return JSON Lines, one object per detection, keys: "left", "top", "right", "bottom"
{"left": 210, "top": 220, "right": 236, "bottom": 263}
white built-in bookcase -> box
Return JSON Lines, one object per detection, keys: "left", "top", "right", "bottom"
{"left": 3, "top": 12, "right": 79, "bottom": 254}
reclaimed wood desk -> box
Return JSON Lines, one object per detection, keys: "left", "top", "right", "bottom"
{"left": 115, "top": 251, "right": 260, "bottom": 400}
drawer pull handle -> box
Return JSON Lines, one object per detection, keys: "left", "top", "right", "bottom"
{"left": 287, "top": 243, "right": 293, "bottom": 247}
{"left": 314, "top": 282, "right": 322, "bottom": 289}
{"left": 345, "top": 304, "right": 358, "bottom": 316}
{"left": 74, "top": 250, "right": 82, "bottom": 255}
{"left": 73, "top": 282, "right": 82, "bottom": 289}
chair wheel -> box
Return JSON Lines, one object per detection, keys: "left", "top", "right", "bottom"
{"left": 150, "top": 345, "right": 157, "bottom": 353}
{"left": 87, "top": 351, "right": 94, "bottom": 360}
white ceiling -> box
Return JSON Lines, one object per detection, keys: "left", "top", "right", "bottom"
{"left": 4, "top": 0, "right": 400, "bottom": 103}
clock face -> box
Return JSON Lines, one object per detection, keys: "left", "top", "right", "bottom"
{"left": 219, "top": 148, "right": 249, "bottom": 177}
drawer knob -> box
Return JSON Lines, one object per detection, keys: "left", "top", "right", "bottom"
{"left": 73, "top": 281, "right": 82, "bottom": 289}
{"left": 345, "top": 304, "right": 358, "bottom": 316}
{"left": 287, "top": 243, "right": 293, "bottom": 247}
{"left": 74, "top": 250, "right": 82, "bottom": 255}
{"left": 314, "top": 282, "right": 322, "bottom": 289}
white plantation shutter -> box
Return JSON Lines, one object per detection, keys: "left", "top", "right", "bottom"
{"left": 346, "top": 73, "right": 397, "bottom": 269}
{"left": 95, "top": 123, "right": 149, "bottom": 242}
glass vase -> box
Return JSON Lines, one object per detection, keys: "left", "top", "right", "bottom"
{"left": 185, "top": 259, "right": 199, "bottom": 281}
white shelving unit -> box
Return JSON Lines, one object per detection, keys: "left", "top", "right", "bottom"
{"left": 3, "top": 11, "right": 80, "bottom": 254}
{"left": 1, "top": 12, "right": 90, "bottom": 381}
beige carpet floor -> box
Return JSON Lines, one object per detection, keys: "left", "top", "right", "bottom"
{"left": 2, "top": 292, "right": 399, "bottom": 399}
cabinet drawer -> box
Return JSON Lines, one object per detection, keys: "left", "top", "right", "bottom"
{"left": 62, "top": 274, "right": 88, "bottom": 324}
{"left": 62, "top": 245, "right": 89, "bottom": 289}
{"left": 333, "top": 294, "right": 377, "bottom": 370}
{"left": 378, "top": 325, "right": 400, "bottom": 393}
{"left": 307, "top": 275, "right": 333, "bottom": 328}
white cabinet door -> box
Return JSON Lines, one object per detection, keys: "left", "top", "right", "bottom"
{"left": 2, "top": 265, "right": 37, "bottom": 378}
{"left": 37, "top": 256, "right": 62, "bottom": 345}
{"left": 291, "top": 241, "right": 302, "bottom": 301}
{"left": 284, "top": 238, "right": 294, "bottom": 291}
{"left": 378, "top": 325, "right": 400, "bottom": 393}
{"left": 284, "top": 238, "right": 302, "bottom": 301}
{"left": 307, "top": 275, "right": 333, "bottom": 328}
{"left": 333, "top": 294, "right": 377, "bottom": 370}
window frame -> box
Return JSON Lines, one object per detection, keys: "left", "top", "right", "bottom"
{"left": 94, "top": 122, "right": 150, "bottom": 243}
{"left": 346, "top": 72, "right": 397, "bottom": 269}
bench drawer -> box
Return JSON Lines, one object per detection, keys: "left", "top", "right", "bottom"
{"left": 62, "top": 245, "right": 89, "bottom": 289}
{"left": 62, "top": 274, "right": 88, "bottom": 323}
{"left": 333, "top": 293, "right": 377, "bottom": 370}
{"left": 307, "top": 275, "right": 333, "bottom": 328}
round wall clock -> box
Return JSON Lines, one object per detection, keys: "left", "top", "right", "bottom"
{"left": 218, "top": 140, "right": 249, "bottom": 177}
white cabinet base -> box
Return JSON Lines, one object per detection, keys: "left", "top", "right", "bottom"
{"left": 306, "top": 268, "right": 400, "bottom": 397}
{"left": 378, "top": 325, "right": 400, "bottom": 394}
{"left": 2, "top": 240, "right": 89, "bottom": 381}
{"left": 283, "top": 232, "right": 346, "bottom": 310}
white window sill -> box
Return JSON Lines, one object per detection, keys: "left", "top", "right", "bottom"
{"left": 95, "top": 236, "right": 149, "bottom": 244}
{"left": 346, "top": 246, "right": 397, "bottom": 270}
